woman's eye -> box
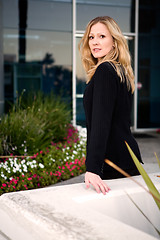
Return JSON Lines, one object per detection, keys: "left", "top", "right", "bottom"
{"left": 89, "top": 36, "right": 93, "bottom": 40}
{"left": 100, "top": 35, "right": 105, "bottom": 38}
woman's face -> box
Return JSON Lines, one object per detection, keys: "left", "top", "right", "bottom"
{"left": 88, "top": 22, "right": 114, "bottom": 61}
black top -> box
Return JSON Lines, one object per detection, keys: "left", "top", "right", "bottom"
{"left": 83, "top": 62, "right": 142, "bottom": 178}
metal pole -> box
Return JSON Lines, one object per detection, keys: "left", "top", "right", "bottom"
{"left": 72, "top": 0, "right": 76, "bottom": 126}
{"left": 134, "top": 0, "right": 139, "bottom": 131}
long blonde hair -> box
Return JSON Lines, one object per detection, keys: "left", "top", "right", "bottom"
{"left": 79, "top": 16, "right": 135, "bottom": 93}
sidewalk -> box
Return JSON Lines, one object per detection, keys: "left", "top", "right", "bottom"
{"left": 55, "top": 131, "right": 160, "bottom": 186}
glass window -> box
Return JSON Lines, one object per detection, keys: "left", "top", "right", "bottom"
{"left": 76, "top": 37, "right": 86, "bottom": 126}
{"left": 138, "top": 1, "right": 160, "bottom": 128}
{"left": 3, "top": 0, "right": 72, "bottom": 110}
{"left": 77, "top": 0, "right": 135, "bottom": 33}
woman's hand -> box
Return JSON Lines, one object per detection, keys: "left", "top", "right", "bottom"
{"left": 85, "top": 171, "right": 111, "bottom": 195}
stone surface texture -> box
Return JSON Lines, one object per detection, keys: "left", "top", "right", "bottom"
{"left": 0, "top": 173, "right": 160, "bottom": 240}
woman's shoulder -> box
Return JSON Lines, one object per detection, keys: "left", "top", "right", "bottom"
{"left": 93, "top": 61, "right": 119, "bottom": 85}
{"left": 95, "top": 61, "right": 118, "bottom": 78}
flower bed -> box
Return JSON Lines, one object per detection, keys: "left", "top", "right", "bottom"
{"left": 0, "top": 125, "right": 86, "bottom": 195}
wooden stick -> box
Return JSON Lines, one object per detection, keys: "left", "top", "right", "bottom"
{"left": 0, "top": 156, "right": 32, "bottom": 158}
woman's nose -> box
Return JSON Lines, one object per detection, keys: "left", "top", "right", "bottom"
{"left": 92, "top": 37, "right": 99, "bottom": 45}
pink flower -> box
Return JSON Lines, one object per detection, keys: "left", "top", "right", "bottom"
{"left": 62, "top": 166, "right": 65, "bottom": 170}
{"left": 22, "top": 175, "right": 25, "bottom": 177}
{"left": 50, "top": 172, "right": 52, "bottom": 176}
{"left": 74, "top": 159, "right": 78, "bottom": 164}
{"left": 2, "top": 183, "right": 6, "bottom": 187}
{"left": 13, "top": 186, "right": 15, "bottom": 189}
{"left": 57, "top": 171, "right": 62, "bottom": 176}
{"left": 58, "top": 166, "right": 61, "bottom": 169}
{"left": 28, "top": 177, "right": 32, "bottom": 181}
{"left": 40, "top": 150, "right": 43, "bottom": 154}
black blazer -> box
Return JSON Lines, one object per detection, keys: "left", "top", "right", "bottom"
{"left": 83, "top": 62, "right": 142, "bottom": 178}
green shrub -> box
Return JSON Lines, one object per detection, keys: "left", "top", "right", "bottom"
{"left": 0, "top": 92, "right": 71, "bottom": 156}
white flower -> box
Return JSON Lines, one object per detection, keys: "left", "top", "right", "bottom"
{"left": 39, "top": 163, "right": 44, "bottom": 168}
{"left": 73, "top": 150, "right": 77, "bottom": 155}
{"left": 21, "top": 159, "right": 25, "bottom": 164}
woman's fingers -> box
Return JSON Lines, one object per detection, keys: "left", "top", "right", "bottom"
{"left": 85, "top": 172, "right": 111, "bottom": 195}
{"left": 85, "top": 176, "right": 90, "bottom": 189}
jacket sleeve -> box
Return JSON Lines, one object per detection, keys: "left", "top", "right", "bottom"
{"left": 86, "top": 62, "right": 118, "bottom": 176}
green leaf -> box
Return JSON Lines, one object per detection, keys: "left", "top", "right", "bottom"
{"left": 154, "top": 152, "right": 160, "bottom": 168}
{"left": 125, "top": 141, "right": 160, "bottom": 210}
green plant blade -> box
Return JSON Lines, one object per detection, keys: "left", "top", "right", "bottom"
{"left": 125, "top": 141, "right": 160, "bottom": 210}
{"left": 125, "top": 191, "right": 160, "bottom": 236}
{"left": 154, "top": 152, "right": 160, "bottom": 168}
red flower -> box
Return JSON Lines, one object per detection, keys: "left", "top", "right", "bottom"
{"left": 2, "top": 183, "right": 6, "bottom": 187}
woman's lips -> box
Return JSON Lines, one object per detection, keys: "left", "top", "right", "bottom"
{"left": 93, "top": 48, "right": 101, "bottom": 53}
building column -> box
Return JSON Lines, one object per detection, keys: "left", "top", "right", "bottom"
{"left": 0, "top": 0, "right": 4, "bottom": 116}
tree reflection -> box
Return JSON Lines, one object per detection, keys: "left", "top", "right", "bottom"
{"left": 18, "top": 0, "right": 28, "bottom": 63}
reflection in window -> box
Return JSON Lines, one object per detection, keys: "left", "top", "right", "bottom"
{"left": 3, "top": 0, "right": 72, "bottom": 111}
{"left": 138, "top": 0, "right": 160, "bottom": 128}
{"left": 77, "top": 0, "right": 135, "bottom": 33}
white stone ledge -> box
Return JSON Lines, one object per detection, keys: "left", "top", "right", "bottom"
{"left": 0, "top": 173, "right": 160, "bottom": 240}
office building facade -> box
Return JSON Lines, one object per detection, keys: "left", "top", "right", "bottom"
{"left": 0, "top": 0, "right": 160, "bottom": 130}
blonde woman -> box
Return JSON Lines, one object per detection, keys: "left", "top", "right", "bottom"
{"left": 79, "top": 16, "right": 143, "bottom": 194}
